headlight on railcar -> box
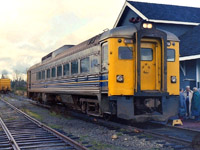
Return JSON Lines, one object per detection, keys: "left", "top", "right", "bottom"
{"left": 142, "top": 23, "right": 153, "bottom": 29}
{"left": 171, "top": 76, "right": 177, "bottom": 83}
{"left": 116, "top": 75, "right": 124, "bottom": 83}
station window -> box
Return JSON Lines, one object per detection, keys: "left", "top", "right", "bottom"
{"left": 81, "top": 57, "right": 90, "bottom": 73}
{"left": 57, "top": 65, "right": 62, "bottom": 77}
{"left": 167, "top": 49, "right": 175, "bottom": 62}
{"left": 118, "top": 47, "right": 133, "bottom": 59}
{"left": 71, "top": 60, "right": 78, "bottom": 74}
{"left": 47, "top": 69, "right": 50, "bottom": 78}
{"left": 102, "top": 43, "right": 108, "bottom": 71}
{"left": 51, "top": 67, "right": 56, "bottom": 77}
{"left": 141, "top": 48, "right": 153, "bottom": 61}
{"left": 36, "top": 72, "right": 39, "bottom": 80}
{"left": 63, "top": 63, "right": 69, "bottom": 76}
{"left": 39, "top": 72, "right": 41, "bottom": 80}
{"left": 42, "top": 70, "right": 45, "bottom": 79}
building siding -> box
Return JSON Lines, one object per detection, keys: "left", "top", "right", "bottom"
{"left": 180, "top": 60, "right": 197, "bottom": 89}
{"left": 117, "top": 7, "right": 140, "bottom": 27}
{"left": 156, "top": 23, "right": 194, "bottom": 37}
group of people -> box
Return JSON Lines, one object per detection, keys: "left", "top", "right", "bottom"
{"left": 179, "top": 86, "right": 200, "bottom": 121}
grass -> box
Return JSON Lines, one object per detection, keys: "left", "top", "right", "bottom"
{"left": 49, "top": 124, "right": 62, "bottom": 129}
{"left": 116, "top": 132, "right": 123, "bottom": 136}
{"left": 79, "top": 135, "right": 89, "bottom": 141}
{"left": 2, "top": 97, "right": 9, "bottom": 101}
{"left": 79, "top": 135, "right": 123, "bottom": 150}
{"left": 49, "top": 110, "right": 73, "bottom": 120}
{"left": 90, "top": 140, "right": 113, "bottom": 150}
{"left": 50, "top": 111, "right": 59, "bottom": 117}
{"left": 5, "top": 116, "right": 18, "bottom": 121}
{"left": 22, "top": 108, "right": 43, "bottom": 121}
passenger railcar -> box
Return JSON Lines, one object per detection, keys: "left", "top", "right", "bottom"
{"left": 0, "top": 78, "right": 11, "bottom": 93}
{"left": 27, "top": 21, "right": 179, "bottom": 122}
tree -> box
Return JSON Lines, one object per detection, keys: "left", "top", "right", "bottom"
{"left": 1, "top": 69, "right": 8, "bottom": 78}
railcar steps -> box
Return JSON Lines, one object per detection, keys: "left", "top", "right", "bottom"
{"left": 0, "top": 98, "right": 88, "bottom": 150}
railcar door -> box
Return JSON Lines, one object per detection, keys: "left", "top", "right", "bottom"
{"left": 140, "top": 41, "right": 161, "bottom": 91}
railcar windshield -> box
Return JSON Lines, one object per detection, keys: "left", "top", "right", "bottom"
{"left": 118, "top": 47, "right": 133, "bottom": 59}
{"left": 167, "top": 49, "right": 175, "bottom": 62}
{"left": 141, "top": 48, "right": 153, "bottom": 61}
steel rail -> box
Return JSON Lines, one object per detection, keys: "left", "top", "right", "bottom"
{"left": 0, "top": 117, "right": 20, "bottom": 150}
{"left": 142, "top": 128, "right": 192, "bottom": 146}
{"left": 0, "top": 98, "right": 88, "bottom": 150}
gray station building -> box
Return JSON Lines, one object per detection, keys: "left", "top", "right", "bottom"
{"left": 115, "top": 1, "right": 200, "bottom": 89}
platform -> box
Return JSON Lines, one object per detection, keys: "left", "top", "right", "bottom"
{"left": 177, "top": 119, "right": 200, "bottom": 131}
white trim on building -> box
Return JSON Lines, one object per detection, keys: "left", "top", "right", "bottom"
{"left": 126, "top": 2, "right": 148, "bottom": 20}
{"left": 148, "top": 19, "right": 199, "bottom": 26}
{"left": 179, "top": 54, "right": 200, "bottom": 61}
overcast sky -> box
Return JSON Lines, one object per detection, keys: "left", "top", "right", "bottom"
{"left": 0, "top": 0, "right": 200, "bottom": 79}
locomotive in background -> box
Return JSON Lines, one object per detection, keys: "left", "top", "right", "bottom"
{"left": 27, "top": 20, "right": 179, "bottom": 122}
{"left": 0, "top": 75, "right": 11, "bottom": 93}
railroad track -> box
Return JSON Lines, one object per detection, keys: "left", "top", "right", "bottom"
{"left": 28, "top": 99, "right": 195, "bottom": 149}
{"left": 0, "top": 97, "right": 88, "bottom": 150}
{"left": 5, "top": 94, "right": 199, "bottom": 149}
{"left": 68, "top": 111, "right": 195, "bottom": 149}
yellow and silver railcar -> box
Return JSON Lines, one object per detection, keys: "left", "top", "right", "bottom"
{"left": 27, "top": 21, "right": 179, "bottom": 122}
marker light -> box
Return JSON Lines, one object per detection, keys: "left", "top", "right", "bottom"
{"left": 171, "top": 76, "right": 177, "bottom": 83}
{"left": 124, "top": 39, "right": 133, "bottom": 44}
{"left": 116, "top": 75, "right": 124, "bottom": 83}
{"left": 167, "top": 41, "right": 171, "bottom": 46}
{"left": 143, "top": 23, "right": 153, "bottom": 29}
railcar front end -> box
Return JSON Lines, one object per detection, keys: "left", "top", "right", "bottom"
{"left": 100, "top": 22, "right": 179, "bottom": 122}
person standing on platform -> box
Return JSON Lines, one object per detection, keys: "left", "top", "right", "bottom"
{"left": 191, "top": 87, "right": 200, "bottom": 121}
{"left": 184, "top": 86, "right": 193, "bottom": 119}
{"left": 179, "top": 88, "right": 186, "bottom": 119}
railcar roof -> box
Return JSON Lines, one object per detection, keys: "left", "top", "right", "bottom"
{"left": 100, "top": 25, "right": 179, "bottom": 41}
{"left": 28, "top": 25, "right": 178, "bottom": 71}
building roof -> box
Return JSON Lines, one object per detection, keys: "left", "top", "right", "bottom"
{"left": 114, "top": 1, "right": 200, "bottom": 27}
{"left": 179, "top": 25, "right": 200, "bottom": 58}
{"left": 129, "top": 1, "right": 200, "bottom": 23}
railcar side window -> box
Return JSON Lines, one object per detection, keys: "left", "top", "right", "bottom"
{"left": 91, "top": 55, "right": 99, "bottom": 73}
{"left": 47, "top": 69, "right": 50, "bottom": 78}
{"left": 118, "top": 47, "right": 133, "bottom": 59}
{"left": 42, "top": 70, "right": 45, "bottom": 79}
{"left": 102, "top": 43, "right": 108, "bottom": 71}
{"left": 141, "top": 48, "right": 153, "bottom": 61}
{"left": 63, "top": 63, "right": 69, "bottom": 76}
{"left": 81, "top": 57, "right": 90, "bottom": 73}
{"left": 71, "top": 60, "right": 78, "bottom": 74}
{"left": 167, "top": 49, "right": 175, "bottom": 62}
{"left": 57, "top": 65, "right": 62, "bottom": 77}
{"left": 51, "top": 67, "right": 56, "bottom": 77}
